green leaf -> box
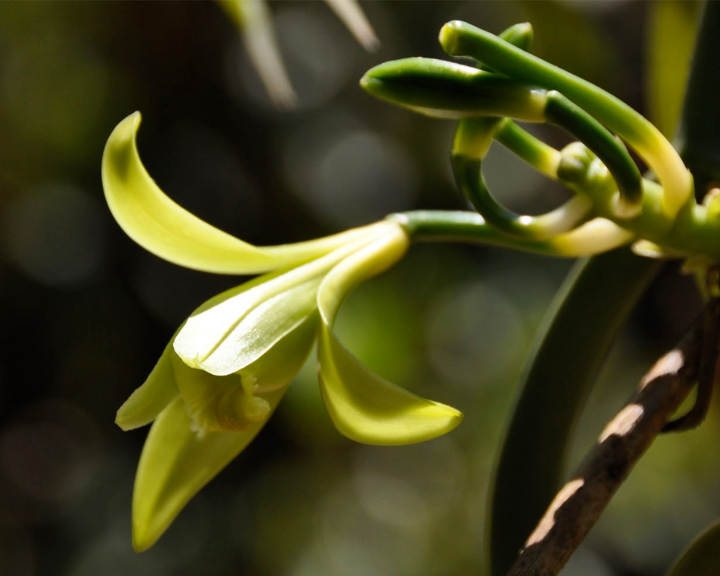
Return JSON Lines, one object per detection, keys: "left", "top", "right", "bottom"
{"left": 101, "top": 113, "right": 379, "bottom": 274}
{"left": 132, "top": 390, "right": 284, "bottom": 552}
{"left": 675, "top": 2, "right": 720, "bottom": 187}
{"left": 486, "top": 250, "right": 660, "bottom": 576}
{"left": 647, "top": 1, "right": 700, "bottom": 138}
{"left": 666, "top": 519, "right": 720, "bottom": 576}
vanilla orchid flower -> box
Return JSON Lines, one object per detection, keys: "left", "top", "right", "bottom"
{"left": 102, "top": 113, "right": 462, "bottom": 551}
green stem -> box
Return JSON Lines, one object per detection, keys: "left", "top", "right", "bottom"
{"left": 494, "top": 120, "right": 560, "bottom": 178}
{"left": 450, "top": 155, "right": 592, "bottom": 241}
{"left": 440, "top": 20, "right": 692, "bottom": 217}
{"left": 544, "top": 92, "right": 643, "bottom": 216}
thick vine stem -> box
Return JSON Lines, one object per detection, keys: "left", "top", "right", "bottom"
{"left": 506, "top": 301, "right": 716, "bottom": 576}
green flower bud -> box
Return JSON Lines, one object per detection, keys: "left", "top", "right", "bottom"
{"left": 361, "top": 58, "right": 547, "bottom": 121}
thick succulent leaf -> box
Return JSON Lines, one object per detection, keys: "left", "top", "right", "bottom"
{"left": 115, "top": 337, "right": 180, "bottom": 431}
{"left": 102, "top": 113, "right": 378, "bottom": 274}
{"left": 673, "top": 2, "right": 720, "bottom": 187}
{"left": 173, "top": 237, "right": 374, "bottom": 376}
{"left": 666, "top": 519, "right": 720, "bottom": 576}
{"left": 438, "top": 20, "right": 693, "bottom": 218}
{"left": 317, "top": 223, "right": 463, "bottom": 445}
{"left": 132, "top": 389, "right": 284, "bottom": 552}
{"left": 547, "top": 218, "right": 635, "bottom": 256}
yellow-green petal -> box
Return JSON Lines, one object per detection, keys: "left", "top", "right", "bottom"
{"left": 132, "top": 389, "right": 284, "bottom": 552}
{"left": 317, "top": 222, "right": 463, "bottom": 445}
{"left": 115, "top": 337, "right": 180, "bottom": 431}
{"left": 317, "top": 221, "right": 409, "bottom": 321}
{"left": 101, "top": 113, "right": 379, "bottom": 275}
{"left": 238, "top": 312, "right": 319, "bottom": 393}
{"left": 174, "top": 226, "right": 388, "bottom": 376}
{"left": 175, "top": 277, "right": 318, "bottom": 377}
{"left": 318, "top": 326, "right": 463, "bottom": 445}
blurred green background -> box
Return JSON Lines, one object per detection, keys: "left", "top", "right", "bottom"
{"left": 0, "top": 2, "right": 717, "bottom": 576}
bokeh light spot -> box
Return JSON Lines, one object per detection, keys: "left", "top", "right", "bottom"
{"left": 425, "top": 282, "right": 526, "bottom": 388}
{"left": 284, "top": 121, "right": 418, "bottom": 228}
{"left": 0, "top": 400, "right": 99, "bottom": 509}
{"left": 3, "top": 183, "right": 107, "bottom": 287}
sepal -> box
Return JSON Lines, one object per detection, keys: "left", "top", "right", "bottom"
{"left": 131, "top": 391, "right": 285, "bottom": 552}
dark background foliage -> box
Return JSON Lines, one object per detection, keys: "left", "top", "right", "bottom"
{"left": 0, "top": 2, "right": 714, "bottom": 576}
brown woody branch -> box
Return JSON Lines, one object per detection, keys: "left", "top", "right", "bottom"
{"left": 507, "top": 301, "right": 718, "bottom": 576}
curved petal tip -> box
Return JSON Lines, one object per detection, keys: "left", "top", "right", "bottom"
{"left": 318, "top": 326, "right": 463, "bottom": 446}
